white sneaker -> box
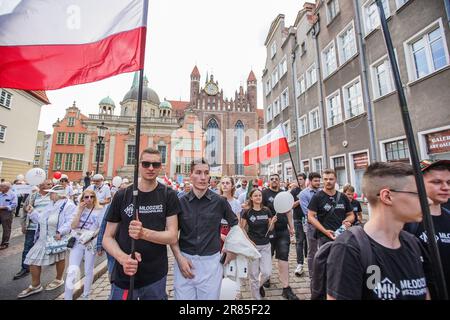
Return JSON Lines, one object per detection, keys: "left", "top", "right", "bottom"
{"left": 78, "top": 294, "right": 90, "bottom": 300}
{"left": 294, "top": 264, "right": 304, "bottom": 277}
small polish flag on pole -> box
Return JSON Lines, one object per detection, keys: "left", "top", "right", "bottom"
{"left": 0, "top": 0, "right": 147, "bottom": 90}
{"left": 243, "top": 124, "right": 290, "bottom": 166}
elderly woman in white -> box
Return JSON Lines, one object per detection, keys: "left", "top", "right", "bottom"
{"left": 17, "top": 185, "right": 76, "bottom": 299}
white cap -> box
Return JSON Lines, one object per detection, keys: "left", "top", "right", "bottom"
{"left": 44, "top": 185, "right": 67, "bottom": 195}
{"left": 92, "top": 174, "right": 104, "bottom": 181}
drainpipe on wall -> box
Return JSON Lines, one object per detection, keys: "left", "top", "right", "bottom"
{"left": 311, "top": 20, "right": 329, "bottom": 168}
{"left": 291, "top": 38, "right": 301, "bottom": 172}
{"left": 353, "top": 0, "right": 378, "bottom": 162}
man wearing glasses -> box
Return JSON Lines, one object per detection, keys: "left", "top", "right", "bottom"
{"left": 86, "top": 174, "right": 111, "bottom": 210}
{"left": 307, "top": 169, "right": 354, "bottom": 248}
{"left": 103, "top": 148, "right": 180, "bottom": 300}
{"left": 262, "top": 173, "right": 298, "bottom": 300}
{"left": 326, "top": 162, "right": 430, "bottom": 300}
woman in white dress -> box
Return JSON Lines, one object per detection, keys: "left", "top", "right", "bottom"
{"left": 17, "top": 185, "right": 76, "bottom": 298}
{"left": 64, "top": 189, "right": 103, "bottom": 300}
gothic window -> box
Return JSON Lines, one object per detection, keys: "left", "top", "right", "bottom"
{"left": 206, "top": 118, "right": 220, "bottom": 166}
{"left": 234, "top": 121, "right": 244, "bottom": 175}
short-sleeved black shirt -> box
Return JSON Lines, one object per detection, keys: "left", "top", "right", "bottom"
{"left": 351, "top": 199, "right": 362, "bottom": 223}
{"left": 262, "top": 188, "right": 289, "bottom": 231}
{"left": 107, "top": 184, "right": 181, "bottom": 289}
{"left": 307, "top": 190, "right": 352, "bottom": 237}
{"left": 242, "top": 207, "right": 273, "bottom": 245}
{"left": 327, "top": 230, "right": 427, "bottom": 300}
{"left": 178, "top": 189, "right": 238, "bottom": 256}
{"left": 290, "top": 187, "right": 303, "bottom": 220}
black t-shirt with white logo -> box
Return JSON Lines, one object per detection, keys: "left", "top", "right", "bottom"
{"left": 290, "top": 187, "right": 303, "bottom": 220}
{"left": 307, "top": 190, "right": 352, "bottom": 237}
{"left": 242, "top": 207, "right": 274, "bottom": 245}
{"left": 107, "top": 183, "right": 181, "bottom": 289}
{"left": 327, "top": 230, "right": 427, "bottom": 300}
{"left": 413, "top": 208, "right": 450, "bottom": 296}
{"left": 262, "top": 188, "right": 288, "bottom": 231}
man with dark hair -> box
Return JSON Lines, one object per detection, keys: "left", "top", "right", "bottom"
{"left": 103, "top": 147, "right": 181, "bottom": 300}
{"left": 326, "top": 162, "right": 430, "bottom": 300}
{"left": 262, "top": 173, "right": 298, "bottom": 300}
{"left": 405, "top": 159, "right": 450, "bottom": 297}
{"left": 291, "top": 173, "right": 307, "bottom": 277}
{"left": 171, "top": 158, "right": 239, "bottom": 300}
{"left": 308, "top": 169, "right": 354, "bottom": 247}
{"left": 83, "top": 171, "right": 91, "bottom": 191}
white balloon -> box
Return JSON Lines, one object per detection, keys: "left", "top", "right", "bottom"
{"left": 16, "top": 174, "right": 25, "bottom": 181}
{"left": 112, "top": 176, "right": 123, "bottom": 188}
{"left": 25, "top": 168, "right": 46, "bottom": 186}
{"left": 219, "top": 278, "right": 240, "bottom": 300}
{"left": 273, "top": 191, "right": 295, "bottom": 213}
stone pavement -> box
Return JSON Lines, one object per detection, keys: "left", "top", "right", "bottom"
{"left": 65, "top": 242, "right": 311, "bottom": 300}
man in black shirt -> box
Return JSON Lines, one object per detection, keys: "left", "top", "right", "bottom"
{"left": 103, "top": 148, "right": 180, "bottom": 300}
{"left": 405, "top": 159, "right": 450, "bottom": 297}
{"left": 262, "top": 173, "right": 298, "bottom": 300}
{"left": 327, "top": 162, "right": 430, "bottom": 300}
{"left": 83, "top": 171, "right": 91, "bottom": 191}
{"left": 308, "top": 169, "right": 354, "bottom": 247}
{"left": 170, "top": 158, "right": 239, "bottom": 300}
{"left": 291, "top": 173, "right": 307, "bottom": 276}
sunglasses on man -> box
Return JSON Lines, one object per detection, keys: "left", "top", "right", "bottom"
{"left": 141, "top": 161, "right": 162, "bottom": 169}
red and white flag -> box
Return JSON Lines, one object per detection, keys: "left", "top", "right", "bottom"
{"left": 0, "top": 0, "right": 147, "bottom": 90}
{"left": 243, "top": 124, "right": 290, "bottom": 166}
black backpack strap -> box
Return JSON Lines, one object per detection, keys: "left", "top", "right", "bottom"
{"left": 348, "top": 226, "right": 372, "bottom": 272}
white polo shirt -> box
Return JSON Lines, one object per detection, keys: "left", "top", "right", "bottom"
{"left": 86, "top": 184, "right": 111, "bottom": 204}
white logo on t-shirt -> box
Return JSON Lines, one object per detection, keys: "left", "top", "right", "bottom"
{"left": 124, "top": 204, "right": 134, "bottom": 218}
{"left": 249, "top": 215, "right": 257, "bottom": 223}
{"left": 373, "top": 278, "right": 400, "bottom": 300}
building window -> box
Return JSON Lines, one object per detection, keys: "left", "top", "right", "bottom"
{"left": 281, "top": 88, "right": 289, "bottom": 110}
{"left": 206, "top": 118, "right": 220, "bottom": 166}
{"left": 283, "top": 120, "right": 291, "bottom": 142}
{"left": 54, "top": 153, "right": 63, "bottom": 170}
{"left": 67, "top": 132, "right": 75, "bottom": 145}
{"left": 266, "top": 105, "right": 272, "bottom": 122}
{"left": 298, "top": 75, "right": 306, "bottom": 94}
{"left": 56, "top": 132, "right": 65, "bottom": 144}
{"left": 194, "top": 139, "right": 201, "bottom": 151}
{"left": 371, "top": 56, "right": 395, "bottom": 98}
{"left": 126, "top": 145, "right": 135, "bottom": 165}
{"left": 338, "top": 21, "right": 357, "bottom": 64}
{"left": 35, "top": 147, "right": 41, "bottom": 155}
{"left": 395, "top": 0, "right": 409, "bottom": 10}
{"left": 75, "top": 154, "right": 83, "bottom": 171}
{"left": 33, "top": 159, "right": 40, "bottom": 166}
{"left": 95, "top": 143, "right": 105, "bottom": 163}
{"left": 158, "top": 145, "right": 167, "bottom": 164}
{"left": 234, "top": 121, "right": 244, "bottom": 175}
{"left": 322, "top": 41, "right": 337, "bottom": 78}
{"left": 298, "top": 116, "right": 308, "bottom": 137}
{"left": 265, "top": 79, "right": 271, "bottom": 95}
{"left": 302, "top": 160, "right": 310, "bottom": 175}
{"left": 77, "top": 133, "right": 85, "bottom": 145}
{"left": 184, "top": 157, "right": 192, "bottom": 174}
{"left": 313, "top": 157, "right": 323, "bottom": 174}
{"left": 332, "top": 156, "right": 347, "bottom": 188}
{"left": 271, "top": 68, "right": 279, "bottom": 88}
{"left": 406, "top": 22, "right": 449, "bottom": 81}
{"left": 309, "top": 107, "right": 321, "bottom": 131}
{"left": 385, "top": 139, "right": 410, "bottom": 162}
{"left": 279, "top": 56, "right": 288, "bottom": 77}
{"left": 273, "top": 97, "right": 280, "bottom": 116}
{"left": 327, "top": 0, "right": 340, "bottom": 24}
{"left": 363, "top": 0, "right": 390, "bottom": 35}
{"left": 306, "top": 64, "right": 317, "bottom": 88}
{"left": 67, "top": 117, "right": 75, "bottom": 127}
{"left": 188, "top": 124, "right": 194, "bottom": 132}
{"left": 271, "top": 41, "right": 277, "bottom": 58}
{"left": 64, "top": 153, "right": 73, "bottom": 171}
{"left": 326, "top": 91, "right": 342, "bottom": 127}
{"left": 343, "top": 77, "right": 364, "bottom": 119}
{"left": 0, "top": 90, "right": 12, "bottom": 109}
{"left": 0, "top": 125, "right": 6, "bottom": 142}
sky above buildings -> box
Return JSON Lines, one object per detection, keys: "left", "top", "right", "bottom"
{"left": 37, "top": 0, "right": 306, "bottom": 133}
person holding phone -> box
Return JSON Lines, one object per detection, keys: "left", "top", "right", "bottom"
{"left": 64, "top": 189, "right": 104, "bottom": 300}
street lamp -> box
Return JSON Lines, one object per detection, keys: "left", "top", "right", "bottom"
{"left": 96, "top": 122, "right": 108, "bottom": 174}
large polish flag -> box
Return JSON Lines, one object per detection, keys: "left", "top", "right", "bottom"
{"left": 243, "top": 124, "right": 290, "bottom": 166}
{"left": 0, "top": 0, "right": 147, "bottom": 90}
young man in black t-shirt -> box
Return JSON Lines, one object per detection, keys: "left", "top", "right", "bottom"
{"left": 343, "top": 184, "right": 363, "bottom": 225}
{"left": 103, "top": 148, "right": 180, "bottom": 300}
{"left": 262, "top": 173, "right": 298, "bottom": 300}
{"left": 290, "top": 173, "right": 307, "bottom": 276}
{"left": 405, "top": 159, "right": 450, "bottom": 298}
{"left": 327, "top": 162, "right": 430, "bottom": 300}
{"left": 308, "top": 169, "right": 354, "bottom": 247}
